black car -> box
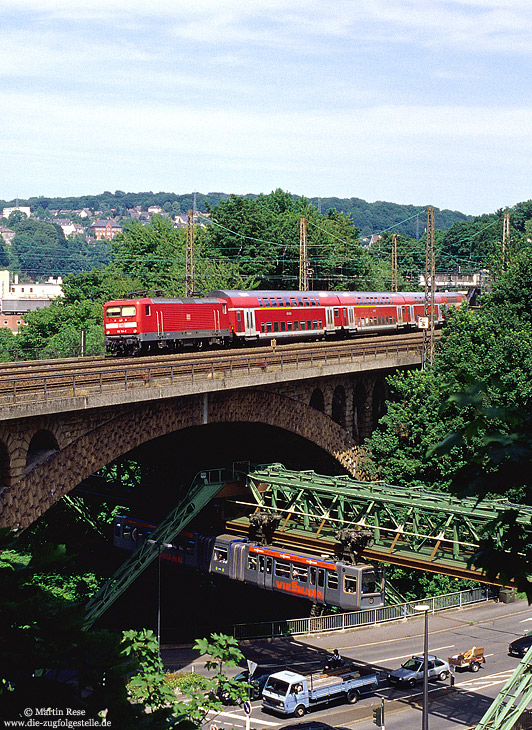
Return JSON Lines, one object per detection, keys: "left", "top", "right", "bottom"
{"left": 218, "top": 670, "right": 271, "bottom": 704}
{"left": 509, "top": 631, "right": 532, "bottom": 658}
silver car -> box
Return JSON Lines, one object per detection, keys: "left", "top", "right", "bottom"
{"left": 388, "top": 655, "right": 450, "bottom": 688}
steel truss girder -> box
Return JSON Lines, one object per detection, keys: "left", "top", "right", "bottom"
{"left": 475, "top": 644, "right": 532, "bottom": 730}
{"left": 83, "top": 467, "right": 238, "bottom": 628}
{"left": 235, "top": 464, "right": 532, "bottom": 583}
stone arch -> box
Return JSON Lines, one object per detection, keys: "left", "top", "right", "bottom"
{"left": 1, "top": 390, "right": 362, "bottom": 530}
{"left": 372, "top": 379, "right": 387, "bottom": 429}
{"left": 26, "top": 429, "right": 59, "bottom": 473}
{"left": 309, "top": 387, "right": 325, "bottom": 412}
{"left": 331, "top": 385, "right": 346, "bottom": 428}
{"left": 0, "top": 440, "right": 9, "bottom": 487}
{"left": 352, "top": 381, "right": 367, "bottom": 443}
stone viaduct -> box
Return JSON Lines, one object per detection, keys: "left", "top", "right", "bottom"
{"left": 0, "top": 347, "right": 421, "bottom": 530}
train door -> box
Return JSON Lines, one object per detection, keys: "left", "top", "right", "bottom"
{"left": 396, "top": 306, "right": 404, "bottom": 325}
{"left": 244, "top": 308, "right": 255, "bottom": 337}
{"left": 257, "top": 554, "right": 273, "bottom": 589}
{"left": 325, "top": 308, "right": 335, "bottom": 333}
{"left": 309, "top": 566, "right": 326, "bottom": 603}
{"left": 347, "top": 307, "right": 355, "bottom": 330}
{"left": 156, "top": 309, "right": 164, "bottom": 338}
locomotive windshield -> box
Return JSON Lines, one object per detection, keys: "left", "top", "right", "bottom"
{"left": 106, "top": 305, "right": 136, "bottom": 318}
{"left": 361, "top": 566, "right": 383, "bottom": 594}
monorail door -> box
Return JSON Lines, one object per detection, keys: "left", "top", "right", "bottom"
{"left": 257, "top": 554, "right": 273, "bottom": 589}
{"left": 310, "top": 566, "right": 325, "bottom": 601}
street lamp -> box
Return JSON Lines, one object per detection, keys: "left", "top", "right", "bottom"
{"left": 415, "top": 604, "right": 430, "bottom": 730}
{"left": 147, "top": 539, "right": 173, "bottom": 649}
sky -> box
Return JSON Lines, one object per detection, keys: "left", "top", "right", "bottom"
{"left": 1, "top": 0, "right": 532, "bottom": 216}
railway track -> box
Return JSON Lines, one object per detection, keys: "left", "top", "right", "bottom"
{"left": 0, "top": 332, "right": 430, "bottom": 407}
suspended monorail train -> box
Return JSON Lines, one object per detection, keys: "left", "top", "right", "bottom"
{"left": 113, "top": 515, "right": 385, "bottom": 611}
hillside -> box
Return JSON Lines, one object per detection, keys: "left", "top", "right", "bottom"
{"left": 0, "top": 190, "right": 472, "bottom": 239}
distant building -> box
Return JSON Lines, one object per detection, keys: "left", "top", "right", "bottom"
{"left": 2, "top": 206, "right": 31, "bottom": 219}
{"left": 1, "top": 313, "right": 25, "bottom": 333}
{"left": 88, "top": 219, "right": 123, "bottom": 240}
{"left": 147, "top": 205, "right": 163, "bottom": 215}
{"left": 55, "top": 219, "right": 84, "bottom": 237}
{"left": 0, "top": 226, "right": 15, "bottom": 245}
{"left": 0, "top": 271, "right": 62, "bottom": 316}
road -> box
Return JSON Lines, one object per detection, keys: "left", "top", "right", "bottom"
{"left": 162, "top": 596, "right": 532, "bottom": 730}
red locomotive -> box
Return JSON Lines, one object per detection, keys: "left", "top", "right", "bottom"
{"left": 104, "top": 289, "right": 465, "bottom": 356}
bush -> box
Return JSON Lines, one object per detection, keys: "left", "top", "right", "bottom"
{"left": 164, "top": 671, "right": 209, "bottom": 692}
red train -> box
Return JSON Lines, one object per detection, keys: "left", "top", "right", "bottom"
{"left": 104, "top": 289, "right": 465, "bottom": 355}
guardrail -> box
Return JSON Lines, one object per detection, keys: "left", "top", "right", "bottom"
{"left": 0, "top": 341, "right": 423, "bottom": 405}
{"left": 232, "top": 587, "right": 497, "bottom": 640}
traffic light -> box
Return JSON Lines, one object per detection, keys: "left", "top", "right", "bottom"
{"left": 372, "top": 704, "right": 384, "bottom": 726}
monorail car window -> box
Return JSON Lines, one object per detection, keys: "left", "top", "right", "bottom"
{"left": 327, "top": 572, "right": 339, "bottom": 589}
{"left": 214, "top": 547, "right": 228, "bottom": 563}
{"left": 293, "top": 566, "right": 308, "bottom": 582}
{"left": 361, "top": 567, "right": 379, "bottom": 594}
{"left": 185, "top": 539, "right": 195, "bottom": 555}
{"left": 344, "top": 576, "right": 357, "bottom": 594}
{"left": 275, "top": 560, "right": 291, "bottom": 578}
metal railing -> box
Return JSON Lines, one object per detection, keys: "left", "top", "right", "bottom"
{"left": 233, "top": 586, "right": 497, "bottom": 640}
{"left": 0, "top": 341, "right": 423, "bottom": 406}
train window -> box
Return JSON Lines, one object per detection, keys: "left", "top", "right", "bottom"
{"left": 293, "top": 566, "right": 308, "bottom": 582}
{"left": 185, "top": 539, "right": 195, "bottom": 555}
{"left": 266, "top": 322, "right": 272, "bottom": 333}
{"left": 300, "top": 321, "right": 305, "bottom": 330}
{"left": 106, "top": 306, "right": 121, "bottom": 318}
{"left": 275, "top": 560, "right": 291, "bottom": 578}
{"left": 312, "top": 320, "right": 317, "bottom": 329}
{"left": 327, "top": 572, "right": 339, "bottom": 590}
{"left": 284, "top": 298, "right": 290, "bottom": 306}
{"left": 290, "top": 298, "right": 297, "bottom": 306}
{"left": 261, "top": 323, "right": 265, "bottom": 333}
{"left": 318, "top": 320, "right": 322, "bottom": 328}
{"left": 294, "top": 321, "right": 299, "bottom": 330}
{"left": 222, "top": 304, "right": 227, "bottom": 314}
{"left": 307, "top": 320, "right": 311, "bottom": 329}
{"left": 316, "top": 298, "right": 320, "bottom": 305}
{"left": 274, "top": 322, "right": 279, "bottom": 332}
{"left": 236, "top": 311, "right": 241, "bottom": 321}
{"left": 361, "top": 569, "right": 378, "bottom": 594}
{"left": 344, "top": 576, "right": 357, "bottom": 594}
{"left": 123, "top": 524, "right": 132, "bottom": 540}
{"left": 214, "top": 547, "right": 228, "bottom": 563}
{"left": 122, "top": 305, "right": 136, "bottom": 317}
{"left": 248, "top": 555, "right": 258, "bottom": 571}
{"left": 258, "top": 298, "right": 263, "bottom": 306}
{"left": 334, "top": 308, "right": 339, "bottom": 317}
{"left": 145, "top": 305, "right": 151, "bottom": 316}
{"left": 114, "top": 522, "right": 121, "bottom": 537}
{"left": 287, "top": 321, "right": 293, "bottom": 331}
{"left": 303, "top": 297, "right": 310, "bottom": 306}
{"left": 280, "top": 321, "right": 286, "bottom": 332}
{"left": 343, "top": 308, "right": 347, "bottom": 317}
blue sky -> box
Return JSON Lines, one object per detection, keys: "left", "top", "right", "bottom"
{"left": 1, "top": 0, "right": 531, "bottom": 216}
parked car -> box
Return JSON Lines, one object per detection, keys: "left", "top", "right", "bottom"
{"left": 388, "top": 655, "right": 450, "bottom": 688}
{"left": 509, "top": 631, "right": 532, "bottom": 658}
{"left": 218, "top": 670, "right": 271, "bottom": 704}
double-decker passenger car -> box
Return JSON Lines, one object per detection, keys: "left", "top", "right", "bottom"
{"left": 113, "top": 515, "right": 385, "bottom": 611}
{"left": 104, "top": 289, "right": 465, "bottom": 355}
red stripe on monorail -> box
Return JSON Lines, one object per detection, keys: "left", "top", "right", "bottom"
{"left": 249, "top": 545, "right": 334, "bottom": 570}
